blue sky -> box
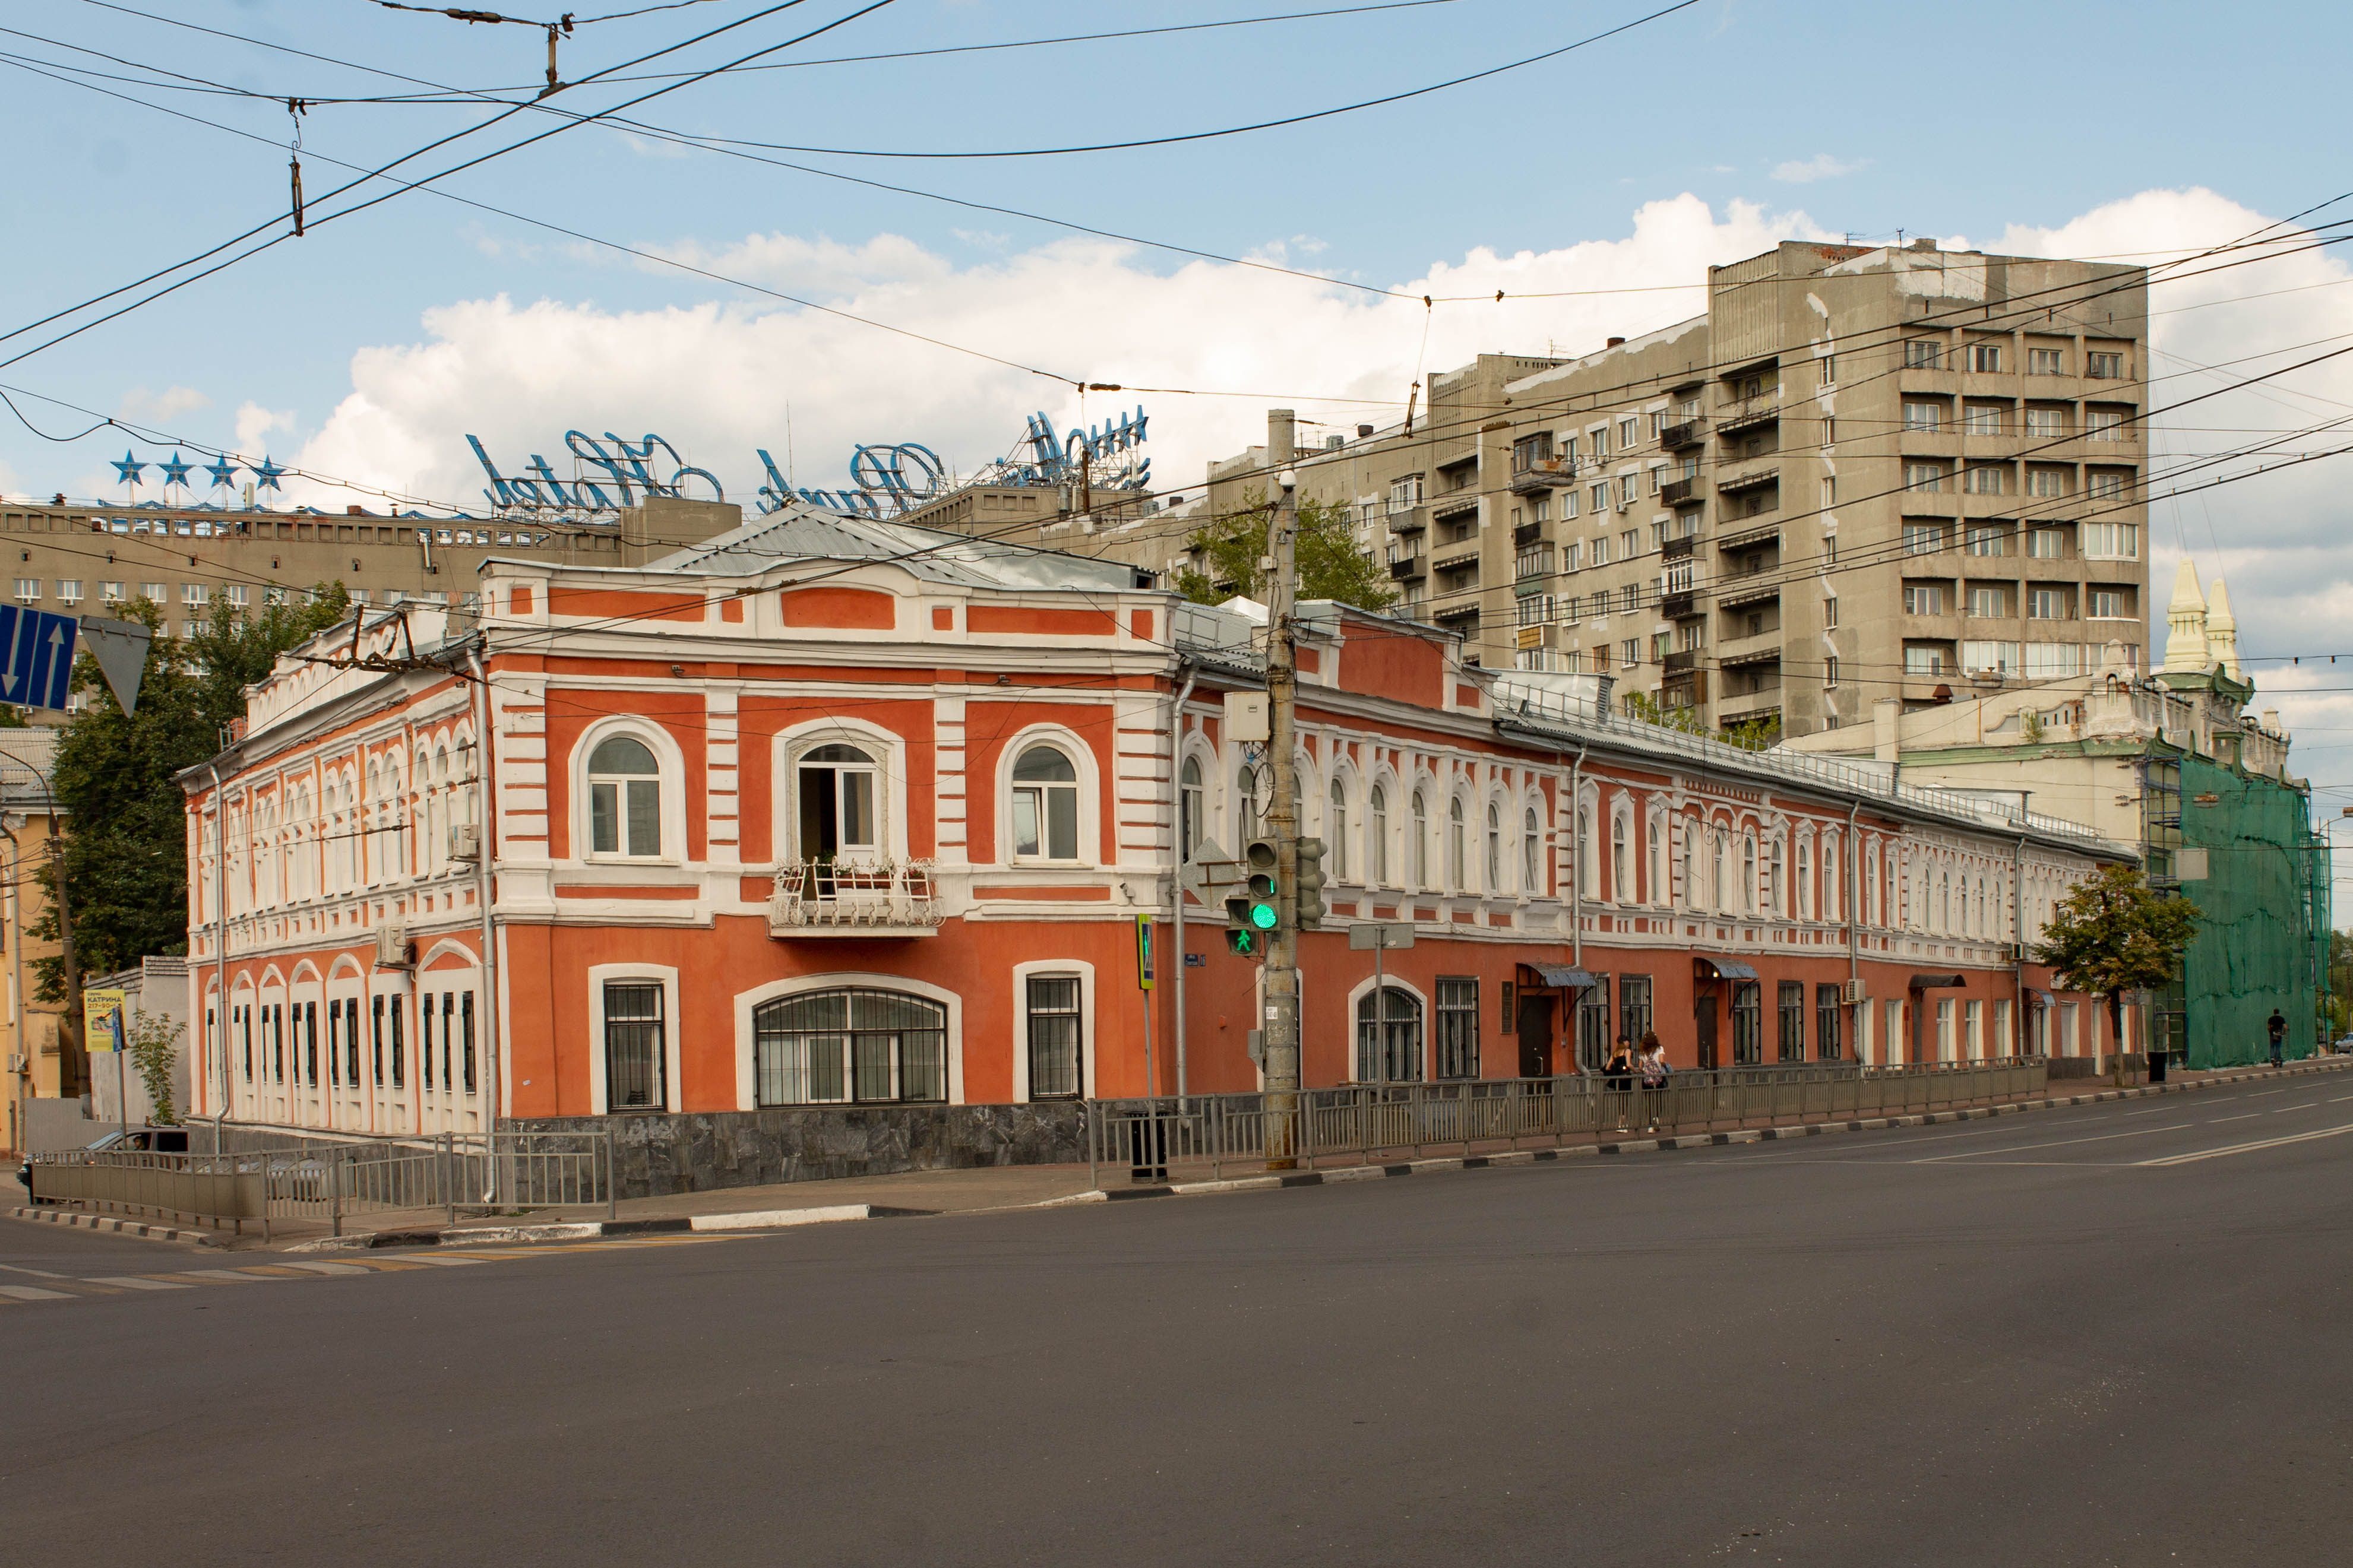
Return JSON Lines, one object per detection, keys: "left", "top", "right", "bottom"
{"left": 10, "top": 0, "right": 2353, "bottom": 858}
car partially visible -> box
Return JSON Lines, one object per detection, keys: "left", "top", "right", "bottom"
{"left": 18, "top": 1127, "right": 189, "bottom": 1203}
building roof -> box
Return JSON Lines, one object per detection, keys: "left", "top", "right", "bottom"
{"left": 0, "top": 726, "right": 62, "bottom": 812}
{"left": 643, "top": 501, "right": 1147, "bottom": 593}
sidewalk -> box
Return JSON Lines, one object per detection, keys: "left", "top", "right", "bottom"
{"left": 14, "top": 1055, "right": 2349, "bottom": 1252}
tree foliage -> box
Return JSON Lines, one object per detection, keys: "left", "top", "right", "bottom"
{"left": 31, "top": 588, "right": 350, "bottom": 1003}
{"left": 1174, "top": 493, "right": 1400, "bottom": 614}
{"left": 127, "top": 1008, "right": 185, "bottom": 1126}
{"left": 2032, "top": 863, "right": 2200, "bottom": 1054}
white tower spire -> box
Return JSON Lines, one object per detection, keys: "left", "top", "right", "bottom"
{"left": 2162, "top": 558, "right": 2210, "bottom": 674}
{"left": 2206, "top": 575, "right": 2240, "bottom": 682}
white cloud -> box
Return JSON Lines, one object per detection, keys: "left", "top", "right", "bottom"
{"left": 287, "top": 194, "right": 1826, "bottom": 524}
{"left": 1772, "top": 154, "right": 1864, "bottom": 184}
{"left": 116, "top": 384, "right": 213, "bottom": 425}
{"left": 235, "top": 400, "right": 296, "bottom": 457}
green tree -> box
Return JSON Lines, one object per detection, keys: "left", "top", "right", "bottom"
{"left": 1719, "top": 713, "right": 1784, "bottom": 751}
{"left": 126, "top": 1008, "right": 185, "bottom": 1126}
{"left": 1174, "top": 492, "right": 1399, "bottom": 613}
{"left": 1621, "top": 689, "right": 1709, "bottom": 736}
{"left": 31, "top": 588, "right": 350, "bottom": 1008}
{"left": 2032, "top": 863, "right": 2200, "bottom": 1059}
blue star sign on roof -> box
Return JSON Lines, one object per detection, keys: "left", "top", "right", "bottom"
{"left": 250, "top": 455, "right": 287, "bottom": 492}
{"left": 204, "top": 454, "right": 240, "bottom": 488}
{"left": 0, "top": 605, "right": 81, "bottom": 712}
{"left": 157, "top": 451, "right": 194, "bottom": 487}
{"left": 111, "top": 451, "right": 146, "bottom": 487}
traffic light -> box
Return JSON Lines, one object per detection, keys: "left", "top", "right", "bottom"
{"left": 1295, "top": 837, "right": 1327, "bottom": 927}
{"left": 1223, "top": 884, "right": 1263, "bottom": 955}
{"left": 1243, "top": 836, "right": 1281, "bottom": 931}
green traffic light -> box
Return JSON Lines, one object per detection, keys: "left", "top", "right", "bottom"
{"left": 1250, "top": 902, "right": 1279, "bottom": 930}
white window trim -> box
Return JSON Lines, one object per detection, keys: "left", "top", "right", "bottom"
{"left": 573, "top": 718, "right": 689, "bottom": 867}
{"left": 772, "top": 715, "right": 910, "bottom": 867}
{"left": 1010, "top": 959, "right": 1097, "bottom": 1103}
{"left": 998, "top": 724, "right": 1102, "bottom": 867}
{"left": 730, "top": 970, "right": 965, "bottom": 1110}
{"left": 587, "top": 962, "right": 682, "bottom": 1116}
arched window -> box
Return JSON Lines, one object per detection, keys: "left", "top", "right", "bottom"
{"left": 1523, "top": 807, "right": 1541, "bottom": 892}
{"left": 1577, "top": 804, "right": 1593, "bottom": 898}
{"left": 1611, "top": 815, "right": 1628, "bottom": 902}
{"left": 1485, "top": 802, "right": 1501, "bottom": 890}
{"left": 1370, "top": 784, "right": 1390, "bottom": 884}
{"left": 1742, "top": 834, "right": 1757, "bottom": 915}
{"left": 1330, "top": 779, "right": 1350, "bottom": 881}
{"left": 1957, "top": 877, "right": 1969, "bottom": 936}
{"left": 1647, "top": 818, "right": 1662, "bottom": 907}
{"left": 753, "top": 987, "right": 947, "bottom": 1105}
{"left": 1411, "top": 790, "right": 1429, "bottom": 888}
{"left": 1356, "top": 985, "right": 1422, "bottom": 1083}
{"left": 587, "top": 734, "right": 663, "bottom": 858}
{"left": 798, "top": 742, "right": 878, "bottom": 862}
{"left": 1012, "top": 743, "right": 1080, "bottom": 860}
{"left": 1681, "top": 816, "right": 1696, "bottom": 908}
{"left": 1713, "top": 829, "right": 1728, "bottom": 912}
{"left": 1938, "top": 872, "right": 1951, "bottom": 932}
{"left": 1179, "top": 756, "right": 1204, "bottom": 863}
{"left": 1447, "top": 797, "right": 1466, "bottom": 890}
{"left": 1769, "top": 839, "right": 1784, "bottom": 915}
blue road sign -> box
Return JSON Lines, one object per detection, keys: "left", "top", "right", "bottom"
{"left": 0, "top": 606, "right": 80, "bottom": 712}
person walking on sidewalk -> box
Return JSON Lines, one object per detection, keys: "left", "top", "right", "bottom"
{"left": 1605, "top": 1036, "right": 1636, "bottom": 1132}
{"left": 1639, "top": 1034, "right": 1671, "bottom": 1132}
{"left": 2268, "top": 1009, "right": 2287, "bottom": 1068}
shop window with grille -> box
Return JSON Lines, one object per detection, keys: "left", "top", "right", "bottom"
{"left": 1358, "top": 985, "right": 1424, "bottom": 1083}
{"left": 1618, "top": 974, "right": 1652, "bottom": 1046}
{"left": 1434, "top": 977, "right": 1479, "bottom": 1079}
{"left": 1731, "top": 981, "right": 1763, "bottom": 1066}
{"left": 1026, "top": 976, "right": 1084, "bottom": 1099}
{"left": 1816, "top": 984, "right": 1843, "bottom": 1061}
{"left": 1577, "top": 975, "right": 1612, "bottom": 1072}
{"left": 754, "top": 987, "right": 947, "bottom": 1105}
{"left": 1778, "top": 980, "right": 1806, "bottom": 1062}
{"left": 604, "top": 981, "right": 667, "bottom": 1110}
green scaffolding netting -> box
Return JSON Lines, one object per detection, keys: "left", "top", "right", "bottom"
{"left": 2173, "top": 755, "right": 2326, "bottom": 1069}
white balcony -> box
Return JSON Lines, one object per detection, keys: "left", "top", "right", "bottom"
{"left": 769, "top": 859, "right": 944, "bottom": 937}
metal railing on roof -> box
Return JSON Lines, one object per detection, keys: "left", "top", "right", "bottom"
{"left": 1493, "top": 679, "right": 2107, "bottom": 844}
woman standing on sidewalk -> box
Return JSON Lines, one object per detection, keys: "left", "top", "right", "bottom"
{"left": 1605, "top": 1036, "right": 1636, "bottom": 1132}
{"left": 1639, "top": 1034, "right": 1671, "bottom": 1132}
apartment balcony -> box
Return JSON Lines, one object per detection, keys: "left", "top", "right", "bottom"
{"left": 1432, "top": 544, "right": 1481, "bottom": 573}
{"left": 1384, "top": 504, "right": 1428, "bottom": 535}
{"left": 1659, "top": 475, "right": 1703, "bottom": 507}
{"left": 1663, "top": 648, "right": 1701, "bottom": 676}
{"left": 1718, "top": 634, "right": 1783, "bottom": 669}
{"left": 1507, "top": 458, "right": 1578, "bottom": 496}
{"left": 770, "top": 860, "right": 944, "bottom": 937}
{"left": 1661, "top": 419, "right": 1707, "bottom": 451}
{"left": 1661, "top": 591, "right": 1700, "bottom": 620}
{"left": 1663, "top": 669, "right": 1707, "bottom": 707}
{"left": 1717, "top": 518, "right": 1781, "bottom": 552}
{"left": 1512, "top": 520, "right": 1544, "bottom": 549}
{"left": 1388, "top": 555, "right": 1426, "bottom": 581}
{"left": 1716, "top": 463, "right": 1779, "bottom": 498}
{"left": 1430, "top": 495, "right": 1479, "bottom": 524}
{"left": 1661, "top": 534, "right": 1696, "bottom": 562}
{"left": 1716, "top": 389, "right": 1781, "bottom": 436}
{"left": 1718, "top": 577, "right": 1780, "bottom": 610}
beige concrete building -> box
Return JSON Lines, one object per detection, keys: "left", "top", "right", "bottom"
{"left": 1184, "top": 240, "right": 2151, "bottom": 739}
{"left": 1, "top": 727, "right": 68, "bottom": 1154}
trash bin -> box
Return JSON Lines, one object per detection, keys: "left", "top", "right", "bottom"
{"left": 2148, "top": 1048, "right": 2166, "bottom": 1084}
{"left": 1128, "top": 1111, "right": 1168, "bottom": 1183}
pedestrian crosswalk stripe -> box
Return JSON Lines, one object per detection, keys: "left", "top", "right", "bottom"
{"left": 280, "top": 1261, "right": 371, "bottom": 1276}
{"left": 0, "top": 1285, "right": 72, "bottom": 1300}
{"left": 86, "top": 1276, "right": 191, "bottom": 1291}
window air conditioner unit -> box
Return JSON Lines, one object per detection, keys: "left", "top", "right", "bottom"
{"left": 1842, "top": 978, "right": 1866, "bottom": 1004}
{"left": 374, "top": 924, "right": 415, "bottom": 971}
{"left": 448, "top": 822, "right": 482, "bottom": 862}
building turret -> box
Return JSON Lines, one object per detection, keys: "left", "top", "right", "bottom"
{"left": 2162, "top": 558, "right": 2210, "bottom": 674}
{"left": 2206, "top": 575, "right": 2240, "bottom": 682}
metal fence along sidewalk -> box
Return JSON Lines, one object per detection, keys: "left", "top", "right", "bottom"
{"left": 1086, "top": 1059, "right": 2048, "bottom": 1184}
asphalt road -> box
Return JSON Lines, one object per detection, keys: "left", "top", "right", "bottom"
{"left": 7, "top": 1072, "right": 2351, "bottom": 1566}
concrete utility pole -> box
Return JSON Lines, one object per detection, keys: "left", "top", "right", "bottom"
{"left": 1263, "top": 410, "right": 1301, "bottom": 1169}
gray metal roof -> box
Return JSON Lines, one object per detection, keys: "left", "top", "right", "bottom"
{"left": 0, "top": 726, "right": 61, "bottom": 809}
{"left": 649, "top": 502, "right": 1146, "bottom": 593}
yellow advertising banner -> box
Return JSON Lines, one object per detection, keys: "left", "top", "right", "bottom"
{"left": 83, "top": 988, "right": 127, "bottom": 1054}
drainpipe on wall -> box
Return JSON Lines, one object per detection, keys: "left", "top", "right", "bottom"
{"left": 468, "top": 644, "right": 501, "bottom": 1200}
{"left": 2013, "top": 830, "right": 2029, "bottom": 1060}
{"left": 210, "top": 761, "right": 229, "bottom": 1152}
{"left": 1845, "top": 800, "right": 1861, "bottom": 1060}
{"left": 1168, "top": 666, "right": 1196, "bottom": 1102}
{"left": 1568, "top": 742, "right": 1589, "bottom": 968}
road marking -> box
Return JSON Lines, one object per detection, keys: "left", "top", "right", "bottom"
{"left": 0, "top": 1284, "right": 72, "bottom": 1300}
{"left": 86, "top": 1276, "right": 191, "bottom": 1291}
{"left": 2246, "top": 1088, "right": 2288, "bottom": 1098}
{"left": 1914, "top": 1124, "right": 2191, "bottom": 1162}
{"left": 176, "top": 1269, "right": 274, "bottom": 1284}
{"left": 0, "top": 1263, "right": 69, "bottom": 1278}
{"left": 279, "top": 1260, "right": 371, "bottom": 1276}
{"left": 2140, "top": 1122, "right": 2353, "bottom": 1166}
{"left": 2208, "top": 1114, "right": 2259, "bottom": 1123}
{"left": 229, "top": 1265, "right": 312, "bottom": 1276}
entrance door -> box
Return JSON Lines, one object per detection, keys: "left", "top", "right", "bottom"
{"left": 1516, "top": 993, "right": 1555, "bottom": 1078}
{"left": 1694, "top": 990, "right": 1719, "bottom": 1070}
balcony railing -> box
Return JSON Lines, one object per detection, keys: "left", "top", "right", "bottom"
{"left": 1663, "top": 648, "right": 1700, "bottom": 674}
{"left": 1385, "top": 503, "right": 1428, "bottom": 533}
{"left": 1512, "top": 520, "right": 1543, "bottom": 548}
{"left": 1716, "top": 464, "right": 1779, "bottom": 496}
{"left": 1661, "top": 534, "right": 1696, "bottom": 562}
{"left": 1389, "top": 556, "right": 1425, "bottom": 580}
{"left": 770, "top": 860, "right": 944, "bottom": 936}
{"left": 1662, "top": 591, "right": 1697, "bottom": 620}
{"left": 1507, "top": 459, "right": 1577, "bottom": 495}
{"left": 1661, "top": 419, "right": 1707, "bottom": 450}
{"left": 1660, "top": 476, "right": 1702, "bottom": 507}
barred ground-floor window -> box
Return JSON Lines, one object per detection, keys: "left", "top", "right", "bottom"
{"left": 1816, "top": 984, "right": 1843, "bottom": 1061}
{"left": 1026, "top": 976, "right": 1084, "bottom": 1100}
{"left": 754, "top": 987, "right": 947, "bottom": 1105}
{"left": 605, "top": 981, "right": 666, "bottom": 1110}
{"left": 1434, "top": 977, "right": 1479, "bottom": 1079}
{"left": 1731, "top": 981, "right": 1763, "bottom": 1066}
{"left": 1356, "top": 986, "right": 1422, "bottom": 1083}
